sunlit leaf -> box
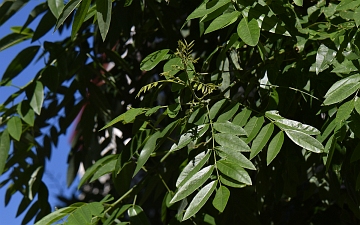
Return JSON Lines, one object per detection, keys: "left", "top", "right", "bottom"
{"left": 170, "top": 165, "right": 214, "bottom": 204}
{"left": 30, "top": 81, "right": 44, "bottom": 115}
{"left": 214, "top": 133, "right": 250, "bottom": 152}
{"left": 274, "top": 118, "right": 320, "bottom": 135}
{"left": 183, "top": 180, "right": 217, "bottom": 221}
{"left": 285, "top": 130, "right": 324, "bottom": 153}
{"left": 335, "top": 99, "right": 354, "bottom": 124}
{"left": 176, "top": 151, "right": 211, "bottom": 187}
{"left": 216, "top": 146, "right": 255, "bottom": 170}
{"left": 213, "top": 122, "right": 247, "bottom": 136}
{"left": 324, "top": 74, "right": 360, "bottom": 105}
{"left": 237, "top": 17, "right": 260, "bottom": 46}
{"left": 294, "top": 0, "right": 303, "bottom": 6}
{"left": 217, "top": 159, "right": 252, "bottom": 185}
{"left": 48, "top": 0, "right": 64, "bottom": 18}
{"left": 336, "top": 0, "right": 360, "bottom": 11}
{"left": 315, "top": 44, "right": 336, "bottom": 75}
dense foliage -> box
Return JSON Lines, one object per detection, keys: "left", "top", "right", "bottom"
{"left": 2, "top": 0, "right": 360, "bottom": 224}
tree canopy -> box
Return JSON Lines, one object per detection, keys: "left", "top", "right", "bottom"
{"left": 2, "top": 0, "right": 360, "bottom": 224}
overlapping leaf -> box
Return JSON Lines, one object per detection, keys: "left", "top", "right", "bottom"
{"left": 176, "top": 151, "right": 211, "bottom": 187}
{"left": 170, "top": 165, "right": 214, "bottom": 204}
{"left": 285, "top": 130, "right": 324, "bottom": 153}
{"left": 216, "top": 159, "right": 252, "bottom": 185}
{"left": 215, "top": 133, "right": 250, "bottom": 152}
{"left": 183, "top": 180, "right": 217, "bottom": 221}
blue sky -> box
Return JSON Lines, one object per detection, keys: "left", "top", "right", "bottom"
{"left": 0, "top": 1, "right": 80, "bottom": 224}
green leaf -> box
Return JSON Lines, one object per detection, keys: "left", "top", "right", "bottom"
{"left": 100, "top": 108, "right": 145, "bottom": 130}
{"left": 217, "top": 103, "right": 239, "bottom": 122}
{"left": 187, "top": 0, "right": 231, "bottom": 20}
{"left": 48, "top": 0, "right": 64, "bottom": 18}
{"left": 294, "top": 0, "right": 303, "bottom": 6}
{"left": 244, "top": 116, "right": 264, "bottom": 143}
{"left": 0, "top": 129, "right": 10, "bottom": 175}
{"left": 336, "top": 0, "right": 360, "bottom": 11}
{"left": 315, "top": 44, "right": 336, "bottom": 75}
{"left": 266, "top": 131, "right": 284, "bottom": 165}
{"left": 133, "top": 131, "right": 161, "bottom": 177}
{"left": 55, "top": 0, "right": 81, "bottom": 31}
{"left": 233, "top": 108, "right": 252, "bottom": 127}
{"left": 354, "top": 7, "right": 360, "bottom": 27}
{"left": 90, "top": 158, "right": 117, "bottom": 182}
{"left": 170, "top": 125, "right": 208, "bottom": 152}
{"left": 205, "top": 11, "right": 240, "bottom": 34}
{"left": 250, "top": 123, "right": 274, "bottom": 159}
{"left": 212, "top": 185, "right": 230, "bottom": 213}
{"left": 30, "top": 81, "right": 44, "bottom": 115}
{"left": 274, "top": 118, "right": 320, "bottom": 135}
{"left": 1, "top": 46, "right": 39, "bottom": 85}
{"left": 213, "top": 122, "right": 247, "bottom": 136}
{"left": 140, "top": 49, "right": 169, "bottom": 71}
{"left": 7, "top": 117, "right": 22, "bottom": 141}
{"left": 355, "top": 97, "right": 360, "bottom": 115}
{"left": 183, "top": 180, "right": 217, "bottom": 221}
{"left": 214, "top": 133, "right": 250, "bottom": 152}
{"left": 323, "top": 74, "right": 360, "bottom": 105}
{"left": 209, "top": 99, "right": 226, "bottom": 120}
{"left": 17, "top": 101, "right": 34, "bottom": 126}
{"left": 32, "top": 10, "right": 56, "bottom": 42}
{"left": 351, "top": 143, "right": 360, "bottom": 163}
{"left": 335, "top": 99, "right": 354, "bottom": 124}
{"left": 78, "top": 155, "right": 117, "bottom": 188}
{"left": 167, "top": 103, "right": 181, "bottom": 118}
{"left": 145, "top": 106, "right": 162, "bottom": 116}
{"left": 216, "top": 159, "right": 252, "bottom": 185}
{"left": 176, "top": 150, "right": 211, "bottom": 187}
{"left": 216, "top": 146, "right": 255, "bottom": 170}
{"left": 72, "top": 0, "right": 91, "bottom": 40}
{"left": 0, "top": 32, "right": 32, "bottom": 52}
{"left": 0, "top": 0, "right": 28, "bottom": 26}
{"left": 237, "top": 17, "right": 260, "bottom": 47}
{"left": 285, "top": 130, "right": 324, "bottom": 153}
{"left": 66, "top": 202, "right": 104, "bottom": 224}
{"left": 96, "top": 0, "right": 112, "bottom": 41}
{"left": 34, "top": 206, "right": 75, "bottom": 225}
{"left": 128, "top": 205, "right": 150, "bottom": 225}
{"left": 170, "top": 165, "right": 214, "bottom": 204}
{"left": 219, "top": 175, "right": 246, "bottom": 188}
{"left": 265, "top": 110, "right": 284, "bottom": 121}
{"left": 324, "top": 134, "right": 336, "bottom": 171}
